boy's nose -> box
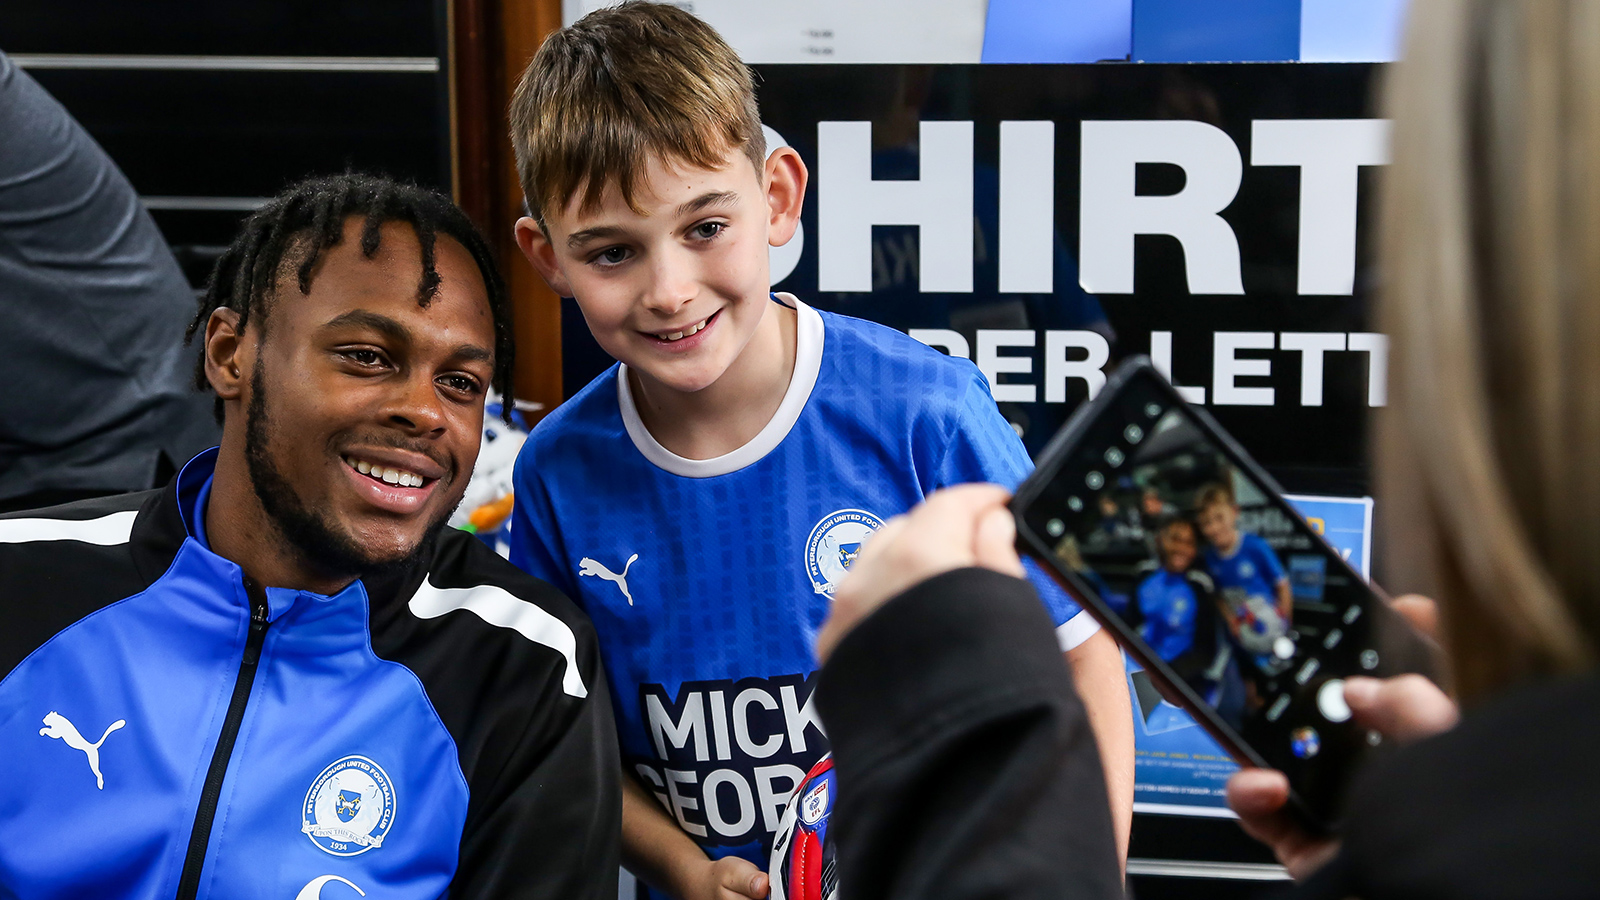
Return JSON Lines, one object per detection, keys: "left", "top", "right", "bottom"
{"left": 641, "top": 249, "right": 698, "bottom": 315}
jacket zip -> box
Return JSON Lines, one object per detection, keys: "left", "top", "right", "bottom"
{"left": 175, "top": 581, "right": 271, "bottom": 900}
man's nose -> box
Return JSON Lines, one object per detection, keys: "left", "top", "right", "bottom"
{"left": 384, "top": 371, "right": 448, "bottom": 435}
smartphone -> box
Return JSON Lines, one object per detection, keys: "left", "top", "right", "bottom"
{"left": 1012, "top": 357, "right": 1437, "bottom": 831}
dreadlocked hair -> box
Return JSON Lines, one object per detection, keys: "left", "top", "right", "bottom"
{"left": 185, "top": 172, "right": 514, "bottom": 422}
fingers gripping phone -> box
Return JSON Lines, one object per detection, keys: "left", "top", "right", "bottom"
{"left": 1012, "top": 357, "right": 1437, "bottom": 831}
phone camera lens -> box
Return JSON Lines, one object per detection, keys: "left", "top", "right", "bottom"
{"left": 1124, "top": 424, "right": 1144, "bottom": 443}
{"left": 1360, "top": 649, "right": 1380, "bottom": 670}
{"left": 1046, "top": 519, "right": 1065, "bottom": 537}
{"left": 1086, "top": 471, "right": 1105, "bottom": 490}
{"left": 1367, "top": 730, "right": 1383, "bottom": 746}
{"left": 1144, "top": 403, "right": 1161, "bottom": 418}
{"left": 1067, "top": 496, "right": 1083, "bottom": 512}
{"left": 1104, "top": 447, "right": 1125, "bottom": 467}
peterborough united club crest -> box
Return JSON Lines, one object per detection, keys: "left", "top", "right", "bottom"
{"left": 805, "top": 509, "right": 886, "bottom": 596}
{"left": 302, "top": 755, "right": 396, "bottom": 856}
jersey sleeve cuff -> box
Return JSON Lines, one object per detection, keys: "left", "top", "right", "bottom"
{"left": 1055, "top": 610, "right": 1102, "bottom": 652}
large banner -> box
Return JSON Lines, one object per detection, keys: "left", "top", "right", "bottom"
{"left": 559, "top": 62, "right": 1385, "bottom": 818}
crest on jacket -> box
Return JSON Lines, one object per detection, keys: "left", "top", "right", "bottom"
{"left": 302, "top": 756, "right": 396, "bottom": 856}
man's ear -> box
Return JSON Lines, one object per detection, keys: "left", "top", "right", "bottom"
{"left": 514, "top": 216, "right": 574, "bottom": 297}
{"left": 203, "top": 308, "right": 251, "bottom": 405}
{"left": 764, "top": 147, "right": 808, "bottom": 248}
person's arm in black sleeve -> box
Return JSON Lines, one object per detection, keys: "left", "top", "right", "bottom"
{"left": 450, "top": 647, "right": 622, "bottom": 900}
{"left": 816, "top": 566, "right": 1123, "bottom": 900}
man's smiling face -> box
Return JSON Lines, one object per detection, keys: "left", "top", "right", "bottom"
{"left": 239, "top": 218, "right": 495, "bottom": 575}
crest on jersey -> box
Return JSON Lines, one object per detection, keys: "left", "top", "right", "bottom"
{"left": 302, "top": 756, "right": 395, "bottom": 856}
{"left": 805, "top": 509, "right": 886, "bottom": 596}
{"left": 800, "top": 779, "right": 830, "bottom": 825}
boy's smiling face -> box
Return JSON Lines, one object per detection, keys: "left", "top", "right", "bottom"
{"left": 1197, "top": 500, "right": 1241, "bottom": 552}
{"left": 517, "top": 145, "right": 805, "bottom": 396}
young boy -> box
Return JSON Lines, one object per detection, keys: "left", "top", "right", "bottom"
{"left": 1194, "top": 482, "right": 1294, "bottom": 676}
{"left": 505, "top": 5, "right": 1133, "bottom": 897}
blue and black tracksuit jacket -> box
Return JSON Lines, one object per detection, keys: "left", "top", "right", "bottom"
{"left": 0, "top": 449, "right": 620, "bottom": 899}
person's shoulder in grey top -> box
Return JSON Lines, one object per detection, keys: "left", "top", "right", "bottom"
{"left": 0, "top": 50, "right": 216, "bottom": 511}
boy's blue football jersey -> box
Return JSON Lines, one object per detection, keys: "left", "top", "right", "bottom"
{"left": 1204, "top": 533, "right": 1286, "bottom": 601}
{"left": 508, "top": 296, "right": 1096, "bottom": 874}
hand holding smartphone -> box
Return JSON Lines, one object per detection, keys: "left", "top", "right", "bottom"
{"left": 1012, "top": 357, "right": 1438, "bottom": 831}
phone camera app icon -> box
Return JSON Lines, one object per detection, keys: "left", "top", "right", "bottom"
{"left": 1291, "top": 726, "right": 1321, "bottom": 759}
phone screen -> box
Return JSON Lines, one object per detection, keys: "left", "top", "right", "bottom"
{"left": 1016, "top": 362, "right": 1434, "bottom": 827}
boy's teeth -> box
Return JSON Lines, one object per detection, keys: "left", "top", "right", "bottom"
{"left": 656, "top": 317, "right": 708, "bottom": 341}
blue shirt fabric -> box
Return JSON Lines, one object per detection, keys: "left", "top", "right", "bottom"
{"left": 1136, "top": 570, "right": 1199, "bottom": 661}
{"left": 0, "top": 448, "right": 619, "bottom": 900}
{"left": 509, "top": 296, "right": 1095, "bottom": 874}
{"left": 0, "top": 451, "right": 467, "bottom": 898}
{"left": 1203, "top": 532, "right": 1286, "bottom": 602}
{"left": 1203, "top": 531, "right": 1288, "bottom": 661}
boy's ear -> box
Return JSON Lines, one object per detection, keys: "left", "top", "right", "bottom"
{"left": 514, "top": 216, "right": 575, "bottom": 297}
{"left": 203, "top": 307, "right": 251, "bottom": 408}
{"left": 764, "top": 147, "right": 808, "bottom": 248}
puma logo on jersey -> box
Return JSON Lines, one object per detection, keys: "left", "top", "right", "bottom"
{"left": 40, "top": 711, "right": 125, "bottom": 790}
{"left": 579, "top": 553, "right": 639, "bottom": 605}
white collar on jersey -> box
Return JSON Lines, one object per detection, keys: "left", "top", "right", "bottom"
{"left": 617, "top": 293, "right": 824, "bottom": 479}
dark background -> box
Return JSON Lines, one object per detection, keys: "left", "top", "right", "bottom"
{"left": 3, "top": 0, "right": 453, "bottom": 285}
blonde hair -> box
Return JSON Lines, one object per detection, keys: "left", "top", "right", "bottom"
{"left": 1195, "top": 482, "right": 1236, "bottom": 513}
{"left": 1378, "top": 0, "right": 1600, "bottom": 700}
{"left": 508, "top": 1, "right": 766, "bottom": 228}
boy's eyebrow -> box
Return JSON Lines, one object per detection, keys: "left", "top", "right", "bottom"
{"left": 676, "top": 190, "right": 739, "bottom": 218}
{"left": 566, "top": 225, "right": 628, "bottom": 249}
{"left": 564, "top": 191, "right": 739, "bottom": 248}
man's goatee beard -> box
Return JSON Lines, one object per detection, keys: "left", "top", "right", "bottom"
{"left": 243, "top": 363, "right": 453, "bottom": 583}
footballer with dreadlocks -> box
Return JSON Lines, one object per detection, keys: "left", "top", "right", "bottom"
{"left": 0, "top": 173, "right": 621, "bottom": 900}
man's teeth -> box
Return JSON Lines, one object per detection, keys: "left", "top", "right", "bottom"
{"left": 654, "top": 317, "right": 709, "bottom": 342}
{"left": 346, "top": 457, "right": 426, "bottom": 488}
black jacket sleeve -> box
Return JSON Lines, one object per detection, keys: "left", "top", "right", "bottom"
{"left": 815, "top": 567, "right": 1123, "bottom": 900}
{"left": 372, "top": 533, "right": 622, "bottom": 900}
{"left": 451, "top": 656, "right": 622, "bottom": 900}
